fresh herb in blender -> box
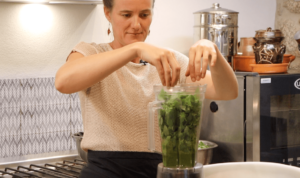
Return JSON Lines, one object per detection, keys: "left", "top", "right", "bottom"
{"left": 158, "top": 89, "right": 202, "bottom": 168}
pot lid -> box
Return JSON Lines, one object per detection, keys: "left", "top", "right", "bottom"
{"left": 194, "top": 3, "right": 238, "bottom": 14}
{"left": 255, "top": 27, "right": 284, "bottom": 38}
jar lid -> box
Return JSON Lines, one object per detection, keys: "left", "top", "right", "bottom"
{"left": 255, "top": 27, "right": 284, "bottom": 39}
{"left": 194, "top": 3, "right": 238, "bottom": 14}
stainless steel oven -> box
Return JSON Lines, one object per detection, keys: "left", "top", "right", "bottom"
{"left": 200, "top": 72, "right": 300, "bottom": 167}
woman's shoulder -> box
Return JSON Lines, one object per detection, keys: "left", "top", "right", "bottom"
{"left": 73, "top": 42, "right": 112, "bottom": 56}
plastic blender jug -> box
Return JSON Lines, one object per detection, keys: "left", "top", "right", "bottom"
{"left": 148, "top": 83, "right": 207, "bottom": 168}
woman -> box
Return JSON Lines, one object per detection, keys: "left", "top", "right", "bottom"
{"left": 55, "top": 0, "right": 238, "bottom": 177}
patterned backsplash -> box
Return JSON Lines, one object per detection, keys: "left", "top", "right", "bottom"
{"left": 0, "top": 78, "right": 83, "bottom": 158}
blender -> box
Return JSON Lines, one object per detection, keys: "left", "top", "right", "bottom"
{"left": 148, "top": 83, "right": 207, "bottom": 178}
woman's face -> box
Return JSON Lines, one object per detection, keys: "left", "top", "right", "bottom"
{"left": 105, "top": 0, "right": 153, "bottom": 48}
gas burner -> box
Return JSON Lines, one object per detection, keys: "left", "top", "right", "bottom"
{"left": 0, "top": 159, "right": 86, "bottom": 178}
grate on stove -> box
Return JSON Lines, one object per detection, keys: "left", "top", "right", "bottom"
{"left": 0, "top": 159, "right": 86, "bottom": 178}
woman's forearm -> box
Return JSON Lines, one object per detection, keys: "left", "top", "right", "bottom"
{"left": 209, "top": 46, "right": 238, "bottom": 100}
{"left": 55, "top": 43, "right": 138, "bottom": 94}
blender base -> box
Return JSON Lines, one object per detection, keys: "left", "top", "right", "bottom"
{"left": 156, "top": 163, "right": 203, "bottom": 178}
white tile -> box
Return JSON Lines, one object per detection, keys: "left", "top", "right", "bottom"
{"left": 0, "top": 135, "right": 21, "bottom": 158}
{"left": 1, "top": 107, "right": 21, "bottom": 137}
{"left": 0, "top": 78, "right": 82, "bottom": 158}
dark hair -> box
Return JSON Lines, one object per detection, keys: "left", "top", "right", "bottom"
{"left": 103, "top": 0, "right": 155, "bottom": 11}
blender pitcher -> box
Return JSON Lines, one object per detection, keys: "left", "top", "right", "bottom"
{"left": 148, "top": 83, "right": 207, "bottom": 169}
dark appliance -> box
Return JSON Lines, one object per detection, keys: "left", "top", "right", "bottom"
{"left": 200, "top": 72, "right": 300, "bottom": 167}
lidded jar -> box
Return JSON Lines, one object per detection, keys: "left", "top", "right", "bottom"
{"left": 252, "top": 27, "right": 286, "bottom": 64}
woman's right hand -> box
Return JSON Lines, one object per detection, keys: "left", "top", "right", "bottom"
{"left": 133, "top": 42, "right": 181, "bottom": 87}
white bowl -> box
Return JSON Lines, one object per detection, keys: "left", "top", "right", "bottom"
{"left": 203, "top": 162, "right": 300, "bottom": 178}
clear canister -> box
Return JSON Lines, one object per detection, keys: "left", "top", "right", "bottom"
{"left": 148, "top": 83, "right": 207, "bottom": 168}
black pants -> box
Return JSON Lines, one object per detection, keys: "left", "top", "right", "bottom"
{"left": 79, "top": 150, "right": 162, "bottom": 178}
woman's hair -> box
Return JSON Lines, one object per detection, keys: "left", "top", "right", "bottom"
{"left": 103, "top": 0, "right": 155, "bottom": 11}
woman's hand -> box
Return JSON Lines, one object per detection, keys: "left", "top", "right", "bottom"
{"left": 185, "top": 39, "right": 217, "bottom": 82}
{"left": 185, "top": 39, "right": 238, "bottom": 100}
{"left": 134, "top": 42, "right": 181, "bottom": 87}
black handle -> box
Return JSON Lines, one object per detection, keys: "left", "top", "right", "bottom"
{"left": 210, "top": 101, "right": 218, "bottom": 113}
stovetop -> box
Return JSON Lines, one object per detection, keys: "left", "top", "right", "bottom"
{"left": 0, "top": 159, "right": 86, "bottom": 178}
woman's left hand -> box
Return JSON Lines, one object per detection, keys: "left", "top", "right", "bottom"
{"left": 185, "top": 39, "right": 217, "bottom": 82}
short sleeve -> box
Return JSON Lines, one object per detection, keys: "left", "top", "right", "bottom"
{"left": 72, "top": 42, "right": 99, "bottom": 57}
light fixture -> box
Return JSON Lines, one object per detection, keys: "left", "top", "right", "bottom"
{"left": 19, "top": 4, "right": 53, "bottom": 34}
{"left": 0, "top": 0, "right": 102, "bottom": 4}
{"left": 2, "top": 0, "right": 48, "bottom": 3}
{"left": 49, "top": 0, "right": 102, "bottom": 4}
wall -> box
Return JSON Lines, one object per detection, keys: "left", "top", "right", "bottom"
{"left": 0, "top": 3, "right": 108, "bottom": 79}
{"left": 0, "top": 0, "right": 276, "bottom": 79}
{"left": 0, "top": 78, "right": 82, "bottom": 159}
{"left": 275, "top": 0, "right": 300, "bottom": 72}
{"left": 148, "top": 0, "right": 276, "bottom": 55}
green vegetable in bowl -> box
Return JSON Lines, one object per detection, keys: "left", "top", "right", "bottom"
{"left": 198, "top": 141, "right": 210, "bottom": 149}
{"left": 158, "top": 88, "right": 202, "bottom": 168}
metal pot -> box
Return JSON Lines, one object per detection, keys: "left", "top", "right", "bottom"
{"left": 72, "top": 132, "right": 88, "bottom": 162}
{"left": 197, "top": 140, "right": 218, "bottom": 165}
{"left": 193, "top": 3, "right": 239, "bottom": 66}
{"left": 252, "top": 27, "right": 286, "bottom": 64}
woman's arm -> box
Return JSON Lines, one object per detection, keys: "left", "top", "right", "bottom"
{"left": 55, "top": 43, "right": 137, "bottom": 94}
{"left": 185, "top": 39, "right": 238, "bottom": 100}
{"left": 55, "top": 42, "right": 181, "bottom": 94}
